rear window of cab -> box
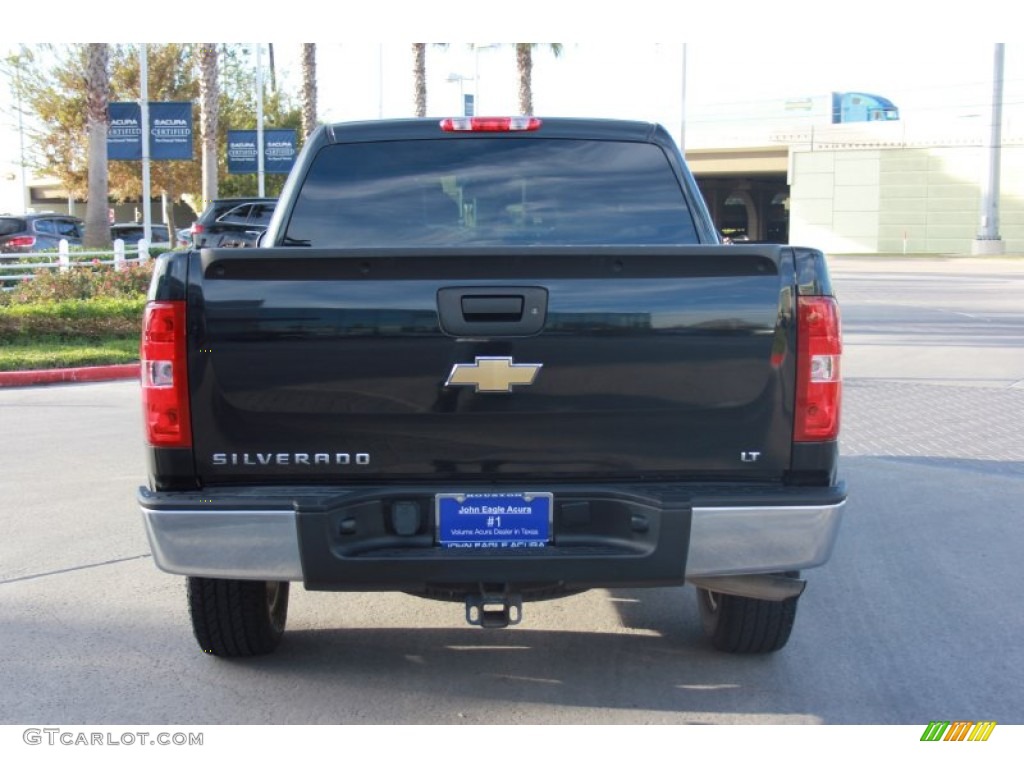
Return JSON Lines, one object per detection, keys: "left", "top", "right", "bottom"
{"left": 283, "top": 138, "right": 699, "bottom": 248}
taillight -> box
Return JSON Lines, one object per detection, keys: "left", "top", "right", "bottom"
{"left": 795, "top": 296, "right": 842, "bottom": 442}
{"left": 440, "top": 116, "right": 542, "bottom": 132}
{"left": 7, "top": 235, "right": 35, "bottom": 248}
{"left": 191, "top": 223, "right": 204, "bottom": 234}
{"left": 141, "top": 301, "right": 192, "bottom": 448}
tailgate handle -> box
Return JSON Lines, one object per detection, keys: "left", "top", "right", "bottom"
{"left": 461, "top": 296, "right": 524, "bottom": 322}
{"left": 438, "top": 287, "right": 547, "bottom": 336}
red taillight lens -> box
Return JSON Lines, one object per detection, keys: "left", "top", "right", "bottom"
{"left": 141, "top": 301, "right": 192, "bottom": 448}
{"left": 795, "top": 296, "right": 842, "bottom": 442}
{"left": 440, "top": 116, "right": 542, "bottom": 132}
{"left": 192, "top": 223, "right": 204, "bottom": 234}
{"left": 7, "top": 235, "right": 36, "bottom": 248}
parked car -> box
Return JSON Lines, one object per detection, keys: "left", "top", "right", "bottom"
{"left": 0, "top": 213, "right": 84, "bottom": 254}
{"left": 110, "top": 223, "right": 171, "bottom": 247}
{"left": 175, "top": 227, "right": 193, "bottom": 248}
{"left": 192, "top": 197, "right": 276, "bottom": 248}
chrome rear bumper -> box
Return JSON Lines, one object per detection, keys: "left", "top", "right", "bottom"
{"left": 141, "top": 497, "right": 845, "bottom": 583}
{"left": 685, "top": 502, "right": 846, "bottom": 577}
{"left": 142, "top": 508, "right": 303, "bottom": 581}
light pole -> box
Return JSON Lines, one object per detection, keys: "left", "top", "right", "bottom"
{"left": 680, "top": 43, "right": 688, "bottom": 156}
{"left": 378, "top": 44, "right": 384, "bottom": 119}
{"left": 140, "top": 43, "right": 152, "bottom": 244}
{"left": 255, "top": 43, "right": 265, "bottom": 197}
{"left": 446, "top": 73, "right": 475, "bottom": 116}
{"left": 472, "top": 43, "right": 501, "bottom": 115}
{"left": 972, "top": 43, "right": 1004, "bottom": 256}
{"left": 12, "top": 51, "right": 28, "bottom": 214}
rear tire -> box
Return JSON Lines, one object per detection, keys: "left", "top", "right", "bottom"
{"left": 696, "top": 583, "right": 798, "bottom": 654}
{"left": 187, "top": 577, "right": 289, "bottom": 657}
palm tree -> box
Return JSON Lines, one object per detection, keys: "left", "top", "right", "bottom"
{"left": 301, "top": 43, "right": 317, "bottom": 139}
{"left": 84, "top": 43, "right": 111, "bottom": 249}
{"left": 412, "top": 43, "right": 426, "bottom": 117}
{"left": 198, "top": 43, "right": 219, "bottom": 206}
{"left": 515, "top": 43, "right": 562, "bottom": 116}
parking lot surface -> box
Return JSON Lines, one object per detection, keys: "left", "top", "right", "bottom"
{"left": 1, "top": 255, "right": 1022, "bottom": 726}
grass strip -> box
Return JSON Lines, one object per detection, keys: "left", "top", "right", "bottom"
{"left": 0, "top": 298, "right": 144, "bottom": 340}
{"left": 0, "top": 337, "right": 139, "bottom": 371}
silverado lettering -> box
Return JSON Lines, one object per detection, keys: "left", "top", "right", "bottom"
{"left": 138, "top": 116, "right": 846, "bottom": 657}
{"left": 210, "top": 452, "right": 371, "bottom": 466}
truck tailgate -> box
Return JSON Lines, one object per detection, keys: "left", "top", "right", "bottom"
{"left": 187, "top": 246, "right": 795, "bottom": 484}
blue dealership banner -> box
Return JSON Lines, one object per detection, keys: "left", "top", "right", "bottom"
{"left": 227, "top": 131, "right": 258, "bottom": 174}
{"left": 227, "top": 129, "right": 297, "bottom": 175}
{"left": 108, "top": 102, "right": 142, "bottom": 160}
{"left": 107, "top": 102, "right": 194, "bottom": 160}
{"left": 264, "top": 129, "right": 297, "bottom": 174}
{"left": 148, "top": 102, "right": 193, "bottom": 160}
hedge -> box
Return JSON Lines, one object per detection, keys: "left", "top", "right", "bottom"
{"left": 0, "top": 260, "right": 154, "bottom": 305}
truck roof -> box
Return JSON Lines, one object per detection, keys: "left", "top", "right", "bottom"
{"left": 324, "top": 117, "right": 669, "bottom": 145}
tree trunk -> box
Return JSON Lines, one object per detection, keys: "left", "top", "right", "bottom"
{"left": 84, "top": 43, "right": 111, "bottom": 249}
{"left": 268, "top": 43, "right": 277, "bottom": 92}
{"left": 161, "top": 187, "right": 176, "bottom": 237}
{"left": 516, "top": 44, "right": 533, "bottom": 116}
{"left": 199, "top": 43, "right": 219, "bottom": 209}
{"left": 301, "top": 43, "right": 317, "bottom": 139}
{"left": 413, "top": 43, "right": 426, "bottom": 118}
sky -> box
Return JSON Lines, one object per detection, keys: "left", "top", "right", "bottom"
{"left": 282, "top": 42, "right": 1022, "bottom": 145}
{"left": 1, "top": 1, "right": 1021, "bottom": 211}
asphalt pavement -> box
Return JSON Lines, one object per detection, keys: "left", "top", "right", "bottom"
{"left": 1, "top": 253, "right": 1023, "bottom": 729}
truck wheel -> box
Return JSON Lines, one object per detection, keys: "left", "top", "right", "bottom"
{"left": 696, "top": 584, "right": 797, "bottom": 654}
{"left": 186, "top": 577, "right": 289, "bottom": 657}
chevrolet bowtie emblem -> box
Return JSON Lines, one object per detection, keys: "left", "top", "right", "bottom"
{"left": 445, "top": 357, "right": 543, "bottom": 393}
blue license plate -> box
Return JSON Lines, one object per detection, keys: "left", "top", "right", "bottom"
{"left": 436, "top": 493, "right": 552, "bottom": 549}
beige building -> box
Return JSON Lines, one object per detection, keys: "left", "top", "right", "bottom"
{"left": 689, "top": 109, "right": 1024, "bottom": 255}
{"left": 789, "top": 139, "right": 1024, "bottom": 255}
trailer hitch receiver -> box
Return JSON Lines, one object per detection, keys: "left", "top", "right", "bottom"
{"left": 465, "top": 591, "right": 523, "bottom": 628}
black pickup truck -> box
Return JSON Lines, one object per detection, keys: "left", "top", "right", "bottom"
{"left": 138, "top": 117, "right": 845, "bottom": 657}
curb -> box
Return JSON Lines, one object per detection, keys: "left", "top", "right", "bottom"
{"left": 0, "top": 363, "right": 140, "bottom": 388}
